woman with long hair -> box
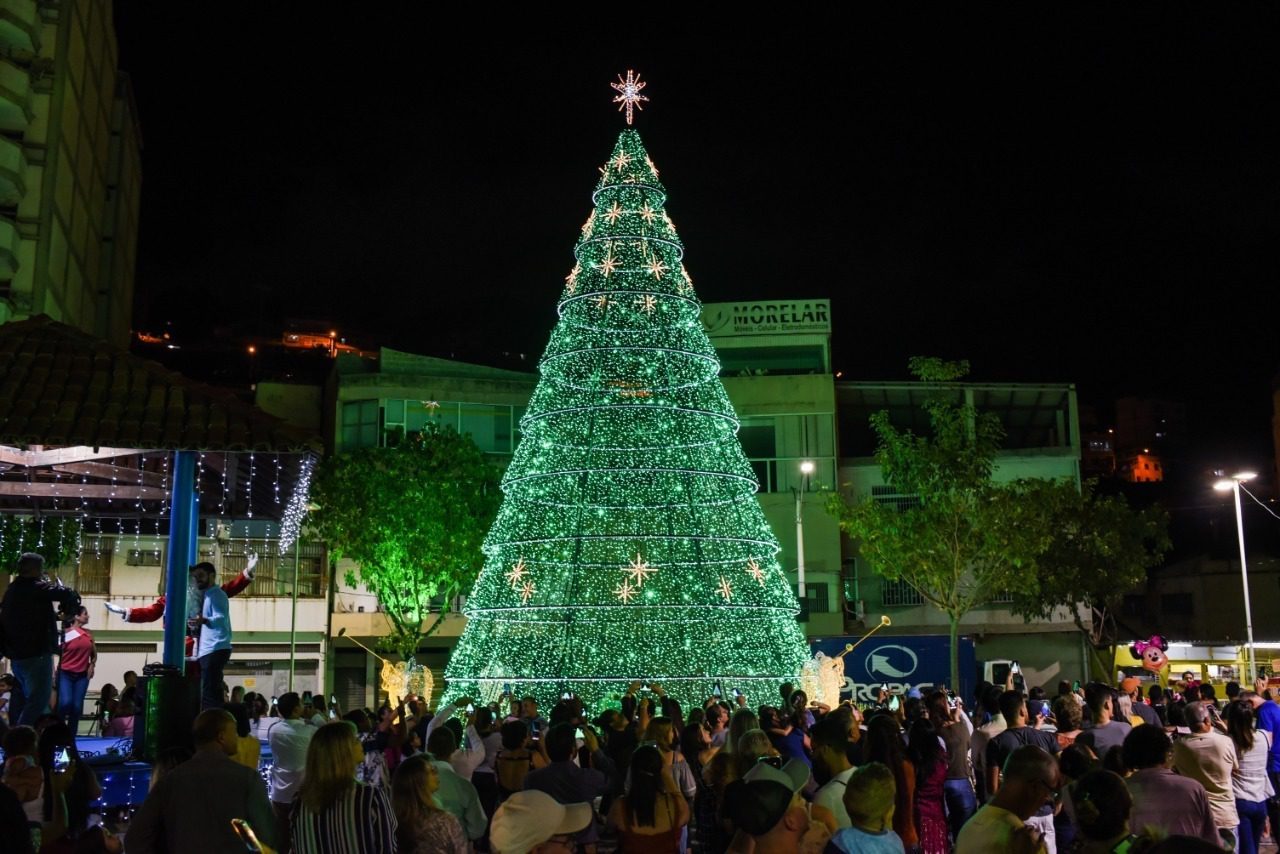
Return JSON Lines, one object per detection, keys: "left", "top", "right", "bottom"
{"left": 57, "top": 606, "right": 96, "bottom": 732}
{"left": 865, "top": 714, "right": 917, "bottom": 852}
{"left": 642, "top": 716, "right": 697, "bottom": 800}
{"left": 1226, "top": 700, "right": 1274, "bottom": 854}
{"left": 291, "top": 721, "right": 397, "bottom": 853}
{"left": 36, "top": 721, "right": 109, "bottom": 850}
{"left": 681, "top": 722, "right": 720, "bottom": 853}
{"left": 607, "top": 743, "right": 690, "bottom": 853}
{"left": 390, "top": 753, "right": 466, "bottom": 853}
{"left": 907, "top": 718, "right": 950, "bottom": 853}
{"left": 225, "top": 702, "right": 261, "bottom": 771}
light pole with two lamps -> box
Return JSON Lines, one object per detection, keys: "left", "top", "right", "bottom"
{"left": 1213, "top": 470, "right": 1258, "bottom": 682}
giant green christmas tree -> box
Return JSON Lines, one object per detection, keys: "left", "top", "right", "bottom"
{"left": 443, "top": 127, "right": 809, "bottom": 711}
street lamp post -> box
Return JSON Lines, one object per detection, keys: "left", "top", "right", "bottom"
{"left": 1214, "top": 471, "right": 1258, "bottom": 682}
{"left": 794, "top": 460, "right": 815, "bottom": 600}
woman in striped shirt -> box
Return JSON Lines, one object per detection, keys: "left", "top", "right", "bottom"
{"left": 291, "top": 721, "right": 398, "bottom": 853}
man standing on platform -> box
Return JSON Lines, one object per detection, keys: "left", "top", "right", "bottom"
{"left": 189, "top": 562, "right": 232, "bottom": 711}
{"left": 0, "top": 553, "right": 80, "bottom": 726}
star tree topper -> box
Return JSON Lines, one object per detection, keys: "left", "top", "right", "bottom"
{"left": 611, "top": 70, "right": 649, "bottom": 125}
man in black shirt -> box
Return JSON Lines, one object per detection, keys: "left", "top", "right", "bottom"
{"left": 986, "top": 690, "right": 1060, "bottom": 850}
{"left": 0, "top": 553, "right": 80, "bottom": 725}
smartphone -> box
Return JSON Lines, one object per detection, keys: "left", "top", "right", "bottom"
{"left": 575, "top": 727, "right": 584, "bottom": 739}
{"left": 466, "top": 703, "right": 475, "bottom": 713}
{"left": 54, "top": 747, "right": 71, "bottom": 772}
{"left": 329, "top": 709, "right": 336, "bottom": 719}
{"left": 270, "top": 696, "right": 277, "bottom": 706}
{"left": 1011, "top": 660, "right": 1021, "bottom": 674}
{"left": 731, "top": 688, "right": 742, "bottom": 698}
{"left": 503, "top": 682, "right": 512, "bottom": 694}
{"left": 712, "top": 684, "right": 723, "bottom": 697}
{"left": 330, "top": 694, "right": 337, "bottom": 705}
{"left": 562, "top": 691, "right": 571, "bottom": 700}
{"left": 302, "top": 691, "right": 312, "bottom": 703}
{"left": 889, "top": 695, "right": 901, "bottom": 712}
{"left": 1072, "top": 680, "right": 1081, "bottom": 692}
{"left": 231, "top": 818, "right": 265, "bottom": 853}
{"left": 947, "top": 695, "right": 958, "bottom": 710}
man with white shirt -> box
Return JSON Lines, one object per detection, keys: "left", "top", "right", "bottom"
{"left": 426, "top": 696, "right": 488, "bottom": 779}
{"left": 267, "top": 692, "right": 316, "bottom": 854}
{"left": 426, "top": 726, "right": 488, "bottom": 843}
{"left": 810, "top": 715, "right": 856, "bottom": 828}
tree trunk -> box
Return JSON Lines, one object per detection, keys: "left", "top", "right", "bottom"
{"left": 1088, "top": 644, "right": 1117, "bottom": 683}
{"left": 949, "top": 612, "right": 961, "bottom": 694}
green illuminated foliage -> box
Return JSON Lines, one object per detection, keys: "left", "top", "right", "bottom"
{"left": 311, "top": 425, "right": 501, "bottom": 659}
{"left": 0, "top": 515, "right": 82, "bottom": 575}
{"left": 444, "top": 130, "right": 809, "bottom": 711}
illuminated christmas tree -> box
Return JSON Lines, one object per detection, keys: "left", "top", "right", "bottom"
{"left": 443, "top": 122, "right": 809, "bottom": 711}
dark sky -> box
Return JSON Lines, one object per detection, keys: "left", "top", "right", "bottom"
{"left": 114, "top": 11, "right": 1278, "bottom": 465}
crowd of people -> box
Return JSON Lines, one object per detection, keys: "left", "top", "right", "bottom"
{"left": 4, "top": 547, "right": 1280, "bottom": 852}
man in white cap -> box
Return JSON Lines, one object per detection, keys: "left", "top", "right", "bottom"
{"left": 489, "top": 789, "right": 593, "bottom": 854}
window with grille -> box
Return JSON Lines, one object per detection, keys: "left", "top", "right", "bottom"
{"left": 126, "top": 548, "right": 164, "bottom": 566}
{"left": 881, "top": 579, "right": 923, "bottom": 607}
{"left": 989, "top": 591, "right": 1015, "bottom": 604}
{"left": 870, "top": 485, "right": 921, "bottom": 513}
{"left": 76, "top": 538, "right": 114, "bottom": 595}
{"left": 218, "top": 540, "right": 327, "bottom": 598}
{"left": 791, "top": 583, "right": 830, "bottom": 614}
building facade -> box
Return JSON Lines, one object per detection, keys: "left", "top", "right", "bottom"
{"left": 0, "top": 0, "right": 141, "bottom": 345}
{"left": 833, "top": 381, "right": 1091, "bottom": 689}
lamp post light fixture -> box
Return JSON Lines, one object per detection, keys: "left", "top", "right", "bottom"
{"left": 1213, "top": 471, "right": 1258, "bottom": 682}
{"left": 794, "top": 460, "right": 816, "bottom": 600}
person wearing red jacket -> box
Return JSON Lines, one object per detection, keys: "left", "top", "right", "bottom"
{"left": 105, "top": 555, "right": 256, "bottom": 623}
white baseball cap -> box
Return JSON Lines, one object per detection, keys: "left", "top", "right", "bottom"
{"left": 489, "top": 789, "right": 593, "bottom": 854}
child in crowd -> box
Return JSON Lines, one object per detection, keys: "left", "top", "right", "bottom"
{"left": 825, "top": 762, "right": 905, "bottom": 854}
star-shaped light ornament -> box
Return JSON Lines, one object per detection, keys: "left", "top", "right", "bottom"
{"left": 564, "top": 263, "right": 581, "bottom": 294}
{"left": 745, "top": 557, "right": 766, "bottom": 586}
{"left": 518, "top": 578, "right": 537, "bottom": 605}
{"left": 596, "top": 254, "right": 619, "bottom": 277}
{"left": 645, "top": 155, "right": 659, "bottom": 177}
{"left": 581, "top": 211, "right": 596, "bottom": 237}
{"left": 614, "top": 578, "right": 639, "bottom": 604}
{"left": 639, "top": 203, "right": 657, "bottom": 224}
{"left": 610, "top": 69, "right": 649, "bottom": 125}
{"left": 644, "top": 257, "right": 669, "bottom": 280}
{"left": 635, "top": 294, "right": 658, "bottom": 314}
{"left": 505, "top": 557, "right": 529, "bottom": 587}
{"left": 604, "top": 201, "right": 625, "bottom": 224}
{"left": 622, "top": 553, "right": 659, "bottom": 587}
{"left": 422, "top": 400, "right": 441, "bottom": 411}
{"left": 612, "top": 150, "right": 632, "bottom": 170}
{"left": 716, "top": 576, "right": 734, "bottom": 602}
{"left": 591, "top": 294, "right": 615, "bottom": 311}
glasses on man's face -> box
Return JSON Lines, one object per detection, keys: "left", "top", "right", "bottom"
{"left": 756, "top": 755, "right": 785, "bottom": 769}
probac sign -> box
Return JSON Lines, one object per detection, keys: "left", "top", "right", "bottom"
{"left": 809, "top": 634, "right": 976, "bottom": 704}
{"left": 702, "top": 300, "right": 832, "bottom": 338}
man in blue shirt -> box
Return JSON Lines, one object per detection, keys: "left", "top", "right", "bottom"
{"left": 189, "top": 562, "right": 232, "bottom": 711}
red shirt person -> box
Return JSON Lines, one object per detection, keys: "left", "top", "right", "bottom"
{"left": 57, "top": 605, "right": 97, "bottom": 729}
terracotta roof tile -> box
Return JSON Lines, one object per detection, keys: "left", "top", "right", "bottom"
{"left": 0, "top": 316, "right": 322, "bottom": 452}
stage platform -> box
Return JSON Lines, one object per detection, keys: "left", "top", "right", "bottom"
{"left": 1, "top": 737, "right": 274, "bottom": 809}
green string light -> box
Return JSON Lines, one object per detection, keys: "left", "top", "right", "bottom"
{"left": 443, "top": 129, "right": 808, "bottom": 712}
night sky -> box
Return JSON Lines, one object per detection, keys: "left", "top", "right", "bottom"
{"left": 114, "top": 12, "right": 1278, "bottom": 467}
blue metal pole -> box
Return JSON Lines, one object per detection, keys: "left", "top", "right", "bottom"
{"left": 163, "top": 451, "right": 198, "bottom": 668}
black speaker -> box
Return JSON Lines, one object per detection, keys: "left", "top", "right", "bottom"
{"left": 133, "top": 665, "right": 195, "bottom": 762}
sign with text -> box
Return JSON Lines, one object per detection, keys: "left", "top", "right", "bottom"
{"left": 809, "top": 634, "right": 976, "bottom": 705}
{"left": 702, "top": 300, "right": 831, "bottom": 338}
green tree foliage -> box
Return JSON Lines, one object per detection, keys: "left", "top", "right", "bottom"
{"left": 0, "top": 515, "right": 82, "bottom": 576}
{"left": 1007, "top": 480, "right": 1170, "bottom": 680}
{"left": 826, "top": 357, "right": 1169, "bottom": 689}
{"left": 311, "top": 424, "right": 501, "bottom": 659}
